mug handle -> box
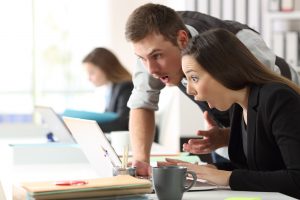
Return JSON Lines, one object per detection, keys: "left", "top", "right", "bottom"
{"left": 183, "top": 171, "right": 197, "bottom": 192}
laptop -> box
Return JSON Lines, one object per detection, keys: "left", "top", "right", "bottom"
{"left": 63, "top": 117, "right": 122, "bottom": 177}
{"left": 34, "top": 106, "right": 75, "bottom": 144}
{"left": 63, "top": 117, "right": 217, "bottom": 191}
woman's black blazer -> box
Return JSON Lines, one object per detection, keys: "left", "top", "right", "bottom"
{"left": 228, "top": 83, "right": 300, "bottom": 199}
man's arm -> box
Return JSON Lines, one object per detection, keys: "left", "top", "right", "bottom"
{"left": 127, "top": 60, "right": 165, "bottom": 175}
{"left": 129, "top": 108, "right": 155, "bottom": 164}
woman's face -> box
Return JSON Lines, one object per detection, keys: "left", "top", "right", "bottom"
{"left": 181, "top": 55, "right": 234, "bottom": 111}
{"left": 83, "top": 62, "right": 108, "bottom": 87}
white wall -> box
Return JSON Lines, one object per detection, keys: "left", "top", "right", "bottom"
{"left": 157, "top": 87, "right": 205, "bottom": 152}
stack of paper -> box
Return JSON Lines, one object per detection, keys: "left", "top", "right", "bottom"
{"left": 14, "top": 175, "right": 152, "bottom": 200}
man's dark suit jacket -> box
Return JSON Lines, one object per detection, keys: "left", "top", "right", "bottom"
{"left": 98, "top": 81, "right": 133, "bottom": 132}
{"left": 227, "top": 83, "right": 300, "bottom": 198}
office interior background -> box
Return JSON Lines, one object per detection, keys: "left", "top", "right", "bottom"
{"left": 0, "top": 0, "right": 300, "bottom": 151}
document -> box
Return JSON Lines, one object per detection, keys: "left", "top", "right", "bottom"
{"left": 16, "top": 175, "right": 152, "bottom": 200}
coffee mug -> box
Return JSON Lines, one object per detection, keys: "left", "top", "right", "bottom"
{"left": 152, "top": 166, "right": 197, "bottom": 200}
{"left": 110, "top": 131, "right": 131, "bottom": 154}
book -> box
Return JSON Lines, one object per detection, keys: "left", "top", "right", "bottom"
{"left": 222, "top": 0, "right": 234, "bottom": 20}
{"left": 15, "top": 175, "right": 152, "bottom": 200}
{"left": 285, "top": 31, "right": 299, "bottom": 67}
{"left": 269, "top": 0, "right": 280, "bottom": 12}
{"left": 272, "top": 32, "right": 285, "bottom": 58}
{"left": 150, "top": 153, "right": 201, "bottom": 164}
{"left": 248, "top": 0, "right": 260, "bottom": 32}
{"left": 210, "top": 0, "right": 221, "bottom": 18}
{"left": 197, "top": 0, "right": 209, "bottom": 14}
{"left": 281, "top": 0, "right": 295, "bottom": 11}
{"left": 235, "top": 0, "right": 247, "bottom": 23}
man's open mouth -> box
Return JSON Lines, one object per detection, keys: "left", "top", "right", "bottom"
{"left": 159, "top": 76, "right": 169, "bottom": 84}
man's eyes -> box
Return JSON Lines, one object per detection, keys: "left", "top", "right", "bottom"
{"left": 152, "top": 54, "right": 161, "bottom": 60}
{"left": 181, "top": 78, "right": 188, "bottom": 87}
{"left": 138, "top": 56, "right": 146, "bottom": 62}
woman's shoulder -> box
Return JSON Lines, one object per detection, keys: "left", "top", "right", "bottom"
{"left": 114, "top": 81, "right": 133, "bottom": 89}
{"left": 258, "top": 82, "right": 300, "bottom": 103}
{"left": 261, "top": 82, "right": 293, "bottom": 91}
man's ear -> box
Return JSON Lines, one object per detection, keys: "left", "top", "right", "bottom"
{"left": 177, "top": 30, "right": 189, "bottom": 49}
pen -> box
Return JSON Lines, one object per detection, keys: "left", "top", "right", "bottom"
{"left": 55, "top": 180, "right": 88, "bottom": 186}
{"left": 122, "top": 145, "right": 129, "bottom": 169}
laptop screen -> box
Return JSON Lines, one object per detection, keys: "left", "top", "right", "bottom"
{"left": 63, "top": 117, "right": 122, "bottom": 177}
{"left": 34, "top": 106, "right": 75, "bottom": 144}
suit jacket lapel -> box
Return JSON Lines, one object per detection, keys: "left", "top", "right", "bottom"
{"left": 106, "top": 83, "right": 117, "bottom": 112}
{"left": 229, "top": 104, "right": 248, "bottom": 168}
{"left": 247, "top": 84, "right": 260, "bottom": 169}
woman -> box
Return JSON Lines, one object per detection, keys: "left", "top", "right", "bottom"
{"left": 82, "top": 47, "right": 133, "bottom": 132}
{"left": 170, "top": 29, "right": 300, "bottom": 198}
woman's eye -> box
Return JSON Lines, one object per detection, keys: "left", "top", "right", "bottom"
{"left": 191, "top": 76, "right": 199, "bottom": 82}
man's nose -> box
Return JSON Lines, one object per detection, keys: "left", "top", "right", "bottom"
{"left": 146, "top": 60, "right": 160, "bottom": 75}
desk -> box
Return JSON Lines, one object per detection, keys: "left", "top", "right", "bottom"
{"left": 0, "top": 140, "right": 295, "bottom": 200}
{"left": 147, "top": 190, "right": 296, "bottom": 200}
{"left": 6, "top": 164, "right": 296, "bottom": 200}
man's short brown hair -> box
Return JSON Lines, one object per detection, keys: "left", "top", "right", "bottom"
{"left": 125, "top": 3, "right": 188, "bottom": 46}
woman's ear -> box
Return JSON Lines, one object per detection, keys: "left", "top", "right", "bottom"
{"left": 177, "top": 30, "right": 189, "bottom": 49}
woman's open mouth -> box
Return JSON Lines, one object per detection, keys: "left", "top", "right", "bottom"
{"left": 160, "top": 76, "right": 169, "bottom": 84}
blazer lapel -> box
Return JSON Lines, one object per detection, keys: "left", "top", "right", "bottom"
{"left": 247, "top": 85, "right": 260, "bottom": 169}
{"left": 106, "top": 84, "right": 118, "bottom": 112}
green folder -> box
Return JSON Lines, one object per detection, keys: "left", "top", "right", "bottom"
{"left": 150, "top": 152, "right": 200, "bottom": 164}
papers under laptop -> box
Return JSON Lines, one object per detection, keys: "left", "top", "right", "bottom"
{"left": 63, "top": 117, "right": 217, "bottom": 190}
{"left": 35, "top": 106, "right": 75, "bottom": 143}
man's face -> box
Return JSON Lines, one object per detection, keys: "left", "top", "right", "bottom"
{"left": 133, "top": 33, "right": 184, "bottom": 86}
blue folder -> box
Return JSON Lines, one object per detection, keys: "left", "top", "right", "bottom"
{"left": 62, "top": 109, "right": 118, "bottom": 123}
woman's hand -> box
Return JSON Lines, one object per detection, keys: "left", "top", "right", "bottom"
{"left": 183, "top": 111, "right": 230, "bottom": 154}
{"left": 165, "top": 158, "right": 231, "bottom": 186}
{"left": 157, "top": 158, "right": 194, "bottom": 167}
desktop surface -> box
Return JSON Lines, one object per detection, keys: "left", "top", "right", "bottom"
{"left": 147, "top": 189, "right": 296, "bottom": 200}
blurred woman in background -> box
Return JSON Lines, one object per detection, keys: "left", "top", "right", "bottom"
{"left": 82, "top": 47, "right": 133, "bottom": 132}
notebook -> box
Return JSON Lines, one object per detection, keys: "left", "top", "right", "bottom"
{"left": 63, "top": 117, "right": 122, "bottom": 177}
{"left": 19, "top": 175, "right": 152, "bottom": 200}
{"left": 35, "top": 106, "right": 75, "bottom": 144}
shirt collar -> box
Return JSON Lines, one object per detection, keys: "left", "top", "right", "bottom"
{"left": 185, "top": 24, "right": 199, "bottom": 37}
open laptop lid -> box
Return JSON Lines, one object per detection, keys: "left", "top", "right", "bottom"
{"left": 63, "top": 117, "right": 122, "bottom": 176}
{"left": 34, "top": 106, "right": 75, "bottom": 143}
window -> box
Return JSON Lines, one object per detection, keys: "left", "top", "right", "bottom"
{"left": 0, "top": 0, "right": 109, "bottom": 122}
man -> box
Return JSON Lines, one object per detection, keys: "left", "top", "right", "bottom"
{"left": 125, "top": 3, "right": 300, "bottom": 176}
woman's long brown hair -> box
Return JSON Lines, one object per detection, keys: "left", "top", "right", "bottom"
{"left": 182, "top": 28, "right": 300, "bottom": 94}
